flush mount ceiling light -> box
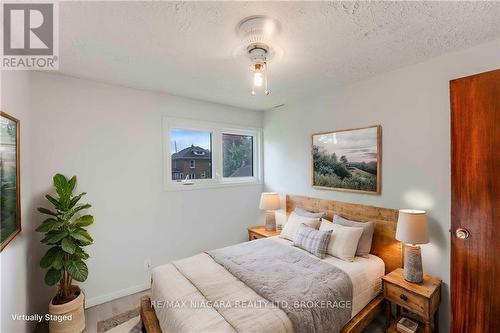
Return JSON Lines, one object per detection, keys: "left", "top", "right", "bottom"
{"left": 235, "top": 16, "right": 281, "bottom": 96}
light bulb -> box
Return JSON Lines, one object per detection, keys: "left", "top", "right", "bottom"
{"left": 253, "top": 72, "right": 263, "bottom": 87}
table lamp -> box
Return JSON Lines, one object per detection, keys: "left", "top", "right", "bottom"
{"left": 396, "top": 209, "right": 429, "bottom": 283}
{"left": 259, "top": 192, "right": 280, "bottom": 231}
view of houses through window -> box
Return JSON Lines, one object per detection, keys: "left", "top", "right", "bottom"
{"left": 167, "top": 121, "right": 261, "bottom": 187}
{"left": 171, "top": 129, "right": 212, "bottom": 181}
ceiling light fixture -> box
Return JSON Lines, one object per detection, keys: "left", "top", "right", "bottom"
{"left": 235, "top": 16, "right": 280, "bottom": 96}
{"left": 248, "top": 44, "right": 269, "bottom": 95}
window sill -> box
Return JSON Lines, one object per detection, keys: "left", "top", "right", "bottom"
{"left": 164, "top": 180, "right": 262, "bottom": 191}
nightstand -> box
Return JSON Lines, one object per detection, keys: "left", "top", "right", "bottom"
{"left": 247, "top": 226, "right": 280, "bottom": 241}
{"left": 382, "top": 268, "right": 441, "bottom": 333}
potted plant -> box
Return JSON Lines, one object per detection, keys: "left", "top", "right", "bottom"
{"left": 36, "top": 174, "right": 94, "bottom": 333}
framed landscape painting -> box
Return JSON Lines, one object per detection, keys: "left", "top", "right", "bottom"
{"left": 312, "top": 125, "right": 381, "bottom": 194}
{"left": 1, "top": 111, "right": 21, "bottom": 251}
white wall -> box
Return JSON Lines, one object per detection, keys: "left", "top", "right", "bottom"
{"left": 27, "top": 73, "right": 263, "bottom": 307}
{"left": 0, "top": 71, "right": 48, "bottom": 332}
{"left": 263, "top": 39, "right": 500, "bottom": 332}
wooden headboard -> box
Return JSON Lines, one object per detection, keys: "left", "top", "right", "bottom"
{"left": 286, "top": 194, "right": 402, "bottom": 273}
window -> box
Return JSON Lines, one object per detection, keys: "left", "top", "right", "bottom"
{"left": 164, "top": 118, "right": 262, "bottom": 190}
{"left": 170, "top": 129, "right": 212, "bottom": 182}
{"left": 222, "top": 134, "right": 253, "bottom": 178}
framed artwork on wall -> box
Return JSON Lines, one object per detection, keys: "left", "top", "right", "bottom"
{"left": 1, "top": 111, "right": 21, "bottom": 251}
{"left": 312, "top": 125, "right": 381, "bottom": 194}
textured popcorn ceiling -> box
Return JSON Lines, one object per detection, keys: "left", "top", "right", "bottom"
{"left": 59, "top": 1, "right": 500, "bottom": 110}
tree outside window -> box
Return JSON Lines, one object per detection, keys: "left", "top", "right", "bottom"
{"left": 222, "top": 134, "right": 253, "bottom": 178}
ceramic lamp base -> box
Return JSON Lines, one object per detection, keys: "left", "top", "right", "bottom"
{"left": 404, "top": 244, "right": 423, "bottom": 283}
{"left": 265, "top": 211, "right": 276, "bottom": 231}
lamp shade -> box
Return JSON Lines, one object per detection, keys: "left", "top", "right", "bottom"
{"left": 396, "top": 209, "right": 429, "bottom": 245}
{"left": 259, "top": 192, "right": 280, "bottom": 210}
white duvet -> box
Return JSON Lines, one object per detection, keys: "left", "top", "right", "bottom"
{"left": 151, "top": 237, "right": 384, "bottom": 333}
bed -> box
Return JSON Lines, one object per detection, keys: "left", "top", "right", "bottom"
{"left": 141, "top": 194, "right": 402, "bottom": 333}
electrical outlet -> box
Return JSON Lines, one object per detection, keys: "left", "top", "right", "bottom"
{"left": 144, "top": 258, "right": 152, "bottom": 271}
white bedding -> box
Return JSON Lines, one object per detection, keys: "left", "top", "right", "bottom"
{"left": 151, "top": 237, "right": 384, "bottom": 332}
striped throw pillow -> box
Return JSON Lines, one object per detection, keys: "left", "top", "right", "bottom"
{"left": 293, "top": 223, "right": 332, "bottom": 259}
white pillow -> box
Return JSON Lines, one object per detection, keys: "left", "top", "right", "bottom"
{"left": 319, "top": 220, "right": 364, "bottom": 262}
{"left": 280, "top": 212, "right": 321, "bottom": 241}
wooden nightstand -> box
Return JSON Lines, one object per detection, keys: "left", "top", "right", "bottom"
{"left": 247, "top": 226, "right": 280, "bottom": 241}
{"left": 382, "top": 268, "right": 441, "bottom": 333}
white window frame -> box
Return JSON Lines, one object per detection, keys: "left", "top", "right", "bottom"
{"left": 189, "top": 160, "right": 196, "bottom": 169}
{"left": 164, "top": 117, "right": 263, "bottom": 191}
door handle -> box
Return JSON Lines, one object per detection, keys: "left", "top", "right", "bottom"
{"left": 455, "top": 228, "right": 470, "bottom": 239}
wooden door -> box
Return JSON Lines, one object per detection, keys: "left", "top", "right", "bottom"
{"left": 451, "top": 69, "right": 500, "bottom": 332}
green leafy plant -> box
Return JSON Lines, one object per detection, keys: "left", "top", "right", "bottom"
{"left": 36, "top": 174, "right": 93, "bottom": 304}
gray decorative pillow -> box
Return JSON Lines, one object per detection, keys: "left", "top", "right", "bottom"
{"left": 294, "top": 207, "right": 326, "bottom": 219}
{"left": 333, "top": 215, "right": 374, "bottom": 258}
{"left": 293, "top": 223, "right": 332, "bottom": 259}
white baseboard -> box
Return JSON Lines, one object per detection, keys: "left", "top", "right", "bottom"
{"left": 84, "top": 283, "right": 150, "bottom": 308}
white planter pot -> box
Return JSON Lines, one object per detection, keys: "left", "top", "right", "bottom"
{"left": 48, "top": 289, "right": 85, "bottom": 333}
